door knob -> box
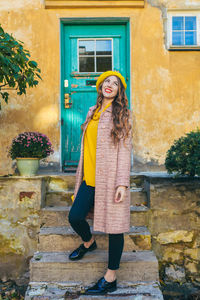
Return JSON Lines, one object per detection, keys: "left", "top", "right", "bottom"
{"left": 64, "top": 93, "right": 72, "bottom": 108}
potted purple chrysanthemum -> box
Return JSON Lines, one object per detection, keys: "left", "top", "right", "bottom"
{"left": 8, "top": 132, "right": 54, "bottom": 176}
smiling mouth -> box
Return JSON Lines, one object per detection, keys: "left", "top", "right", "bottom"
{"left": 105, "top": 88, "right": 112, "bottom": 93}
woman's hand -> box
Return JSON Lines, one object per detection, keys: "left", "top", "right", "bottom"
{"left": 114, "top": 186, "right": 127, "bottom": 203}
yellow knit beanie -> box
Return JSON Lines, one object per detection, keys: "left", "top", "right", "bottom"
{"left": 96, "top": 70, "right": 127, "bottom": 91}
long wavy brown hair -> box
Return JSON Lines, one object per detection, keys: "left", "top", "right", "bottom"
{"left": 81, "top": 76, "right": 131, "bottom": 145}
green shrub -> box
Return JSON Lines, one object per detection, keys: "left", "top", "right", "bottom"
{"left": 0, "top": 24, "right": 42, "bottom": 110}
{"left": 165, "top": 129, "right": 200, "bottom": 177}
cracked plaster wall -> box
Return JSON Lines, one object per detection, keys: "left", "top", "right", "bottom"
{"left": 0, "top": 0, "right": 200, "bottom": 173}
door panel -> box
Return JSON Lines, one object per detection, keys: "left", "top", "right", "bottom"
{"left": 61, "top": 23, "right": 129, "bottom": 170}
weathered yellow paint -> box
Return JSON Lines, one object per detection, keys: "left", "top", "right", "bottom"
{"left": 0, "top": 0, "right": 200, "bottom": 174}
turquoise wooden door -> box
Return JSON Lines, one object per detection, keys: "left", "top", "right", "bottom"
{"left": 61, "top": 22, "right": 129, "bottom": 171}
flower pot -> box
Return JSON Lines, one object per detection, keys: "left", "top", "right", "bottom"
{"left": 16, "top": 157, "right": 40, "bottom": 176}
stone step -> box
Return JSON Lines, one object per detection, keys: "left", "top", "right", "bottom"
{"left": 38, "top": 225, "right": 151, "bottom": 252}
{"left": 30, "top": 250, "right": 159, "bottom": 284}
{"left": 41, "top": 205, "right": 149, "bottom": 227}
{"left": 45, "top": 190, "right": 73, "bottom": 207}
{"left": 47, "top": 175, "right": 76, "bottom": 192}
{"left": 131, "top": 188, "right": 148, "bottom": 206}
{"left": 25, "top": 280, "right": 164, "bottom": 299}
{"left": 45, "top": 175, "right": 146, "bottom": 194}
{"left": 45, "top": 188, "right": 148, "bottom": 207}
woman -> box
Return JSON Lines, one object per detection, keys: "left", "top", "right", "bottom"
{"left": 68, "top": 70, "right": 132, "bottom": 295}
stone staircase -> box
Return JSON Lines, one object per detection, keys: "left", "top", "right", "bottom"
{"left": 25, "top": 175, "right": 164, "bottom": 299}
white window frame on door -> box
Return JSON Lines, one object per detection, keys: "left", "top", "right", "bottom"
{"left": 77, "top": 38, "right": 113, "bottom": 73}
{"left": 167, "top": 10, "right": 200, "bottom": 50}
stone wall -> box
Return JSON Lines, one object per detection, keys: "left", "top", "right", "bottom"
{"left": 0, "top": 175, "right": 199, "bottom": 286}
{"left": 145, "top": 176, "right": 200, "bottom": 285}
{"left": 0, "top": 176, "right": 46, "bottom": 284}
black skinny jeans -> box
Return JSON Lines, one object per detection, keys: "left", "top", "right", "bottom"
{"left": 68, "top": 180, "right": 124, "bottom": 270}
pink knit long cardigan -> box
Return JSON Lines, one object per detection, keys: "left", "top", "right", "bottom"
{"left": 73, "top": 104, "right": 132, "bottom": 233}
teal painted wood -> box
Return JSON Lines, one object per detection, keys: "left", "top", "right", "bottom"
{"left": 60, "top": 21, "right": 130, "bottom": 170}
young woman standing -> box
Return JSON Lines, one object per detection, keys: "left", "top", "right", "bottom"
{"left": 68, "top": 70, "right": 132, "bottom": 295}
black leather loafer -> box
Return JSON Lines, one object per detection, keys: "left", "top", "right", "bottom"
{"left": 84, "top": 276, "right": 117, "bottom": 295}
{"left": 68, "top": 240, "right": 97, "bottom": 260}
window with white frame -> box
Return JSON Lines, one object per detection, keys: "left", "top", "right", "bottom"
{"left": 167, "top": 11, "right": 200, "bottom": 49}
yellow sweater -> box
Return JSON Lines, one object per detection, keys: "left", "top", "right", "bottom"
{"left": 71, "top": 102, "right": 112, "bottom": 202}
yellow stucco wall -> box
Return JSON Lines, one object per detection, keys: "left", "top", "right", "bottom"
{"left": 0, "top": 0, "right": 200, "bottom": 174}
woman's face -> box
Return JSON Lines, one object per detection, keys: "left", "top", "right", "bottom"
{"left": 102, "top": 75, "right": 119, "bottom": 100}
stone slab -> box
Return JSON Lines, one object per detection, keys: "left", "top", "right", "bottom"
{"left": 130, "top": 205, "right": 149, "bottom": 227}
{"left": 42, "top": 174, "right": 147, "bottom": 190}
{"left": 25, "top": 280, "right": 163, "bottom": 299}
{"left": 131, "top": 188, "right": 148, "bottom": 206}
{"left": 47, "top": 176, "right": 76, "bottom": 191}
{"left": 30, "top": 250, "right": 159, "bottom": 284}
{"left": 45, "top": 189, "right": 148, "bottom": 207}
{"left": 45, "top": 191, "right": 73, "bottom": 207}
{"left": 38, "top": 225, "right": 151, "bottom": 252}
{"left": 41, "top": 205, "right": 149, "bottom": 227}
{"left": 148, "top": 178, "right": 200, "bottom": 211}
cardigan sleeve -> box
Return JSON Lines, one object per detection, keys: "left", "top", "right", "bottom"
{"left": 115, "top": 113, "right": 133, "bottom": 189}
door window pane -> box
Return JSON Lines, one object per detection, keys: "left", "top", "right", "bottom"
{"left": 96, "top": 40, "right": 112, "bottom": 55}
{"left": 79, "top": 57, "right": 95, "bottom": 72}
{"left": 78, "top": 38, "right": 112, "bottom": 72}
{"left": 79, "top": 40, "right": 95, "bottom": 55}
{"left": 97, "top": 57, "right": 112, "bottom": 72}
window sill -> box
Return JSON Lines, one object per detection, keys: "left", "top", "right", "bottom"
{"left": 168, "top": 46, "right": 200, "bottom": 51}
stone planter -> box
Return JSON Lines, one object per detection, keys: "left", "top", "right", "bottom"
{"left": 16, "top": 157, "right": 40, "bottom": 176}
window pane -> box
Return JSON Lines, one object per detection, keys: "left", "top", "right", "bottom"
{"left": 185, "top": 31, "right": 197, "bottom": 45}
{"left": 172, "top": 16, "right": 184, "bottom": 30}
{"left": 96, "top": 40, "right": 112, "bottom": 55}
{"left": 172, "top": 31, "right": 184, "bottom": 45}
{"left": 185, "top": 16, "right": 196, "bottom": 30}
{"left": 79, "top": 57, "right": 94, "bottom": 72}
{"left": 96, "top": 56, "right": 112, "bottom": 72}
{"left": 79, "top": 40, "right": 95, "bottom": 55}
